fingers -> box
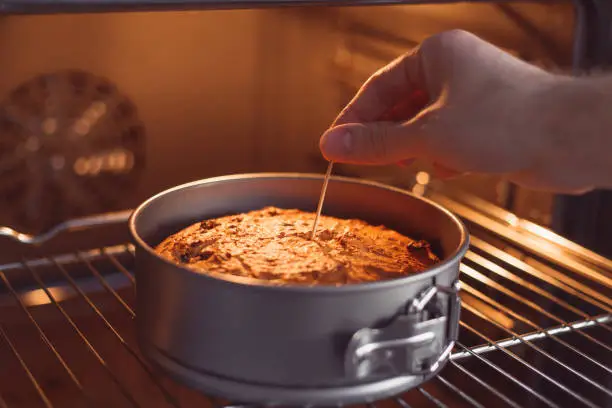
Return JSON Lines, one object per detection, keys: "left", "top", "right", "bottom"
{"left": 319, "top": 120, "right": 468, "bottom": 181}
{"left": 333, "top": 49, "right": 426, "bottom": 126}
{"left": 380, "top": 89, "right": 430, "bottom": 123}
{"left": 320, "top": 119, "right": 429, "bottom": 165}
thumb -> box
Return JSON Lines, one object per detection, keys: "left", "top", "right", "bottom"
{"left": 319, "top": 121, "right": 427, "bottom": 165}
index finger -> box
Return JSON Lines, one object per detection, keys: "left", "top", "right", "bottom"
{"left": 332, "top": 48, "right": 425, "bottom": 127}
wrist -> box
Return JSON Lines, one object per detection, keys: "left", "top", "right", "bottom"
{"left": 528, "top": 73, "right": 575, "bottom": 161}
{"left": 527, "top": 72, "right": 612, "bottom": 190}
{"left": 505, "top": 71, "right": 566, "bottom": 173}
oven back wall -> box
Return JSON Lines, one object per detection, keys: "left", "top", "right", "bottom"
{"left": 0, "top": 10, "right": 266, "bottom": 234}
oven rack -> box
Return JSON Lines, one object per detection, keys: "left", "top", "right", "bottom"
{"left": 0, "top": 194, "right": 610, "bottom": 408}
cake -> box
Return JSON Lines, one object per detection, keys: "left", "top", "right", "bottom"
{"left": 154, "top": 207, "right": 440, "bottom": 285}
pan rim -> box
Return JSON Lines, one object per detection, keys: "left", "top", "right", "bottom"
{"left": 129, "top": 172, "right": 469, "bottom": 293}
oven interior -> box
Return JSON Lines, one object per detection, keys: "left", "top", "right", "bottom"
{"left": 0, "top": 1, "right": 611, "bottom": 407}
{"left": 1, "top": 184, "right": 611, "bottom": 408}
{"left": 0, "top": 2, "right": 575, "bottom": 234}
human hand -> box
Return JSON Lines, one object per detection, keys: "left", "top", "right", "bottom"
{"left": 319, "top": 30, "right": 589, "bottom": 193}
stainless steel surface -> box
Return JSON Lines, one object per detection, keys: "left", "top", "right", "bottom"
{"left": 311, "top": 161, "right": 334, "bottom": 240}
{"left": 0, "top": 186, "right": 610, "bottom": 407}
{"left": 129, "top": 173, "right": 468, "bottom": 405}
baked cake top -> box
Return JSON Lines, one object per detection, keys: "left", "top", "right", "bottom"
{"left": 155, "top": 206, "right": 439, "bottom": 285}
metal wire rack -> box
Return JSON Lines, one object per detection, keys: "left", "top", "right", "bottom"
{"left": 0, "top": 191, "right": 610, "bottom": 408}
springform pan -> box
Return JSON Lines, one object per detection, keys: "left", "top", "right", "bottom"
{"left": 129, "top": 173, "right": 469, "bottom": 406}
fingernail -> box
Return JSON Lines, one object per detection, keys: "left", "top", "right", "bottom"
{"left": 321, "top": 129, "right": 353, "bottom": 158}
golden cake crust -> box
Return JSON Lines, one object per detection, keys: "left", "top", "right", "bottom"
{"left": 154, "top": 207, "right": 440, "bottom": 285}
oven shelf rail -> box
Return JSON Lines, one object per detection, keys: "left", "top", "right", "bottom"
{"left": 0, "top": 198, "right": 610, "bottom": 408}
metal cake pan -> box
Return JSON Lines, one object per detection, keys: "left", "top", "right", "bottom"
{"left": 129, "top": 173, "right": 469, "bottom": 405}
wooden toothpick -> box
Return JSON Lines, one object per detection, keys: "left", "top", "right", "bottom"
{"left": 311, "top": 161, "right": 334, "bottom": 240}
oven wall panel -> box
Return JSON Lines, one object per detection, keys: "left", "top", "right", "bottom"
{"left": 0, "top": 10, "right": 264, "bottom": 232}
{"left": 0, "top": 10, "right": 263, "bottom": 187}
{"left": 250, "top": 8, "right": 342, "bottom": 173}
